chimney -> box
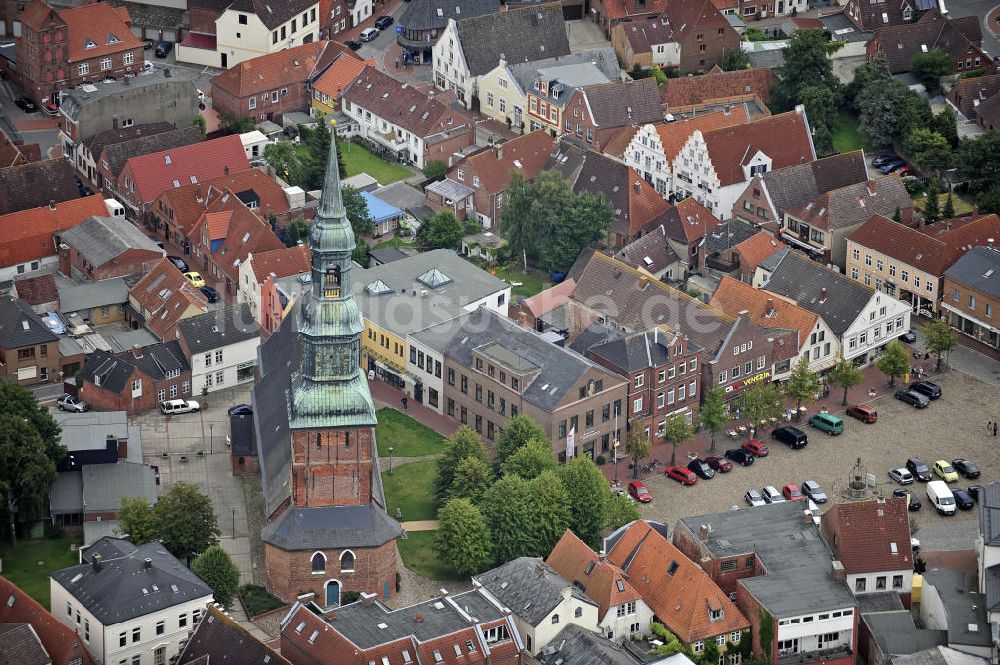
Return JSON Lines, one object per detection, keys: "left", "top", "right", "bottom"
{"left": 831, "top": 560, "right": 846, "bottom": 581}
{"left": 360, "top": 591, "right": 377, "bottom": 606}
{"left": 634, "top": 181, "right": 641, "bottom": 194}
{"left": 819, "top": 287, "right": 827, "bottom": 303}
{"left": 224, "top": 165, "right": 230, "bottom": 176}
{"left": 562, "top": 586, "right": 573, "bottom": 600}
{"left": 988, "top": 238, "right": 995, "bottom": 248}
{"left": 91, "top": 553, "right": 102, "bottom": 572}
{"left": 132, "top": 344, "right": 143, "bottom": 359}
{"left": 325, "top": 610, "right": 336, "bottom": 620}
{"left": 143, "top": 558, "right": 152, "bottom": 569}
{"left": 699, "top": 524, "right": 709, "bottom": 541}
{"left": 766, "top": 297, "right": 774, "bottom": 316}
{"left": 598, "top": 549, "right": 606, "bottom": 562}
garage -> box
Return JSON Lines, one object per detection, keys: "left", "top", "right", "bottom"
{"left": 563, "top": 3, "right": 584, "bottom": 19}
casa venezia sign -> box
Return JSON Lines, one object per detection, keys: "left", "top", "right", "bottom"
{"left": 724, "top": 370, "right": 772, "bottom": 393}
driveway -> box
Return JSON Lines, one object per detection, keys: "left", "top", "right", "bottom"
{"left": 567, "top": 19, "right": 612, "bottom": 53}
{"left": 635, "top": 370, "right": 997, "bottom": 552}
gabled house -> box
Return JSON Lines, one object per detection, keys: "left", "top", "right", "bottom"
{"left": 176, "top": 605, "right": 290, "bottom": 665}
{"left": 561, "top": 78, "right": 665, "bottom": 151}
{"left": 546, "top": 530, "right": 655, "bottom": 641}
{"left": 844, "top": 0, "right": 922, "bottom": 33}
{"left": 866, "top": 11, "right": 990, "bottom": 75}
{"left": 178, "top": 304, "right": 260, "bottom": 394}
{"left": 0, "top": 158, "right": 80, "bottom": 216}
{"left": 758, "top": 250, "right": 911, "bottom": 364}
{"left": 237, "top": 244, "right": 311, "bottom": 334}
{"left": 657, "top": 0, "right": 741, "bottom": 72}
{"left": 310, "top": 51, "right": 373, "bottom": 115}
{"left": 820, "top": 498, "right": 914, "bottom": 596}
{"left": 611, "top": 18, "right": 679, "bottom": 71}
{"left": 696, "top": 218, "right": 784, "bottom": 281}
{"left": 0, "top": 576, "right": 97, "bottom": 665}
{"left": 396, "top": 0, "right": 501, "bottom": 65}
{"left": 660, "top": 66, "right": 777, "bottom": 115}
{"left": 732, "top": 151, "right": 870, "bottom": 234}
{"left": 474, "top": 557, "right": 600, "bottom": 656}
{"left": 78, "top": 341, "right": 192, "bottom": 412}
{"left": 941, "top": 246, "right": 1000, "bottom": 351}
{"left": 49, "top": 461, "right": 156, "bottom": 536}
{"left": 58, "top": 279, "right": 130, "bottom": 328}
{"left": 432, "top": 2, "right": 571, "bottom": 108}
{"left": 0, "top": 295, "right": 59, "bottom": 385}
{"left": 13, "top": 274, "right": 59, "bottom": 314}
{"left": 778, "top": 178, "right": 912, "bottom": 267}
{"left": 593, "top": 0, "right": 666, "bottom": 37}
{"left": 127, "top": 258, "right": 209, "bottom": 340}
{"left": 659, "top": 197, "right": 722, "bottom": 269}
{"left": 946, "top": 74, "right": 1000, "bottom": 130}
{"left": 708, "top": 0, "right": 807, "bottom": 20}
{"left": 95, "top": 126, "right": 205, "bottom": 195}
{"left": 58, "top": 215, "right": 165, "bottom": 282}
{"left": 615, "top": 226, "right": 683, "bottom": 281}
{"left": 76, "top": 123, "right": 178, "bottom": 187}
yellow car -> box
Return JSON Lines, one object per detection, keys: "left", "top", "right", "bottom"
{"left": 933, "top": 460, "right": 959, "bottom": 483}
{"left": 184, "top": 272, "right": 206, "bottom": 288}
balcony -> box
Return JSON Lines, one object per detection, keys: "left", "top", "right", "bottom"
{"left": 777, "top": 645, "right": 853, "bottom": 665}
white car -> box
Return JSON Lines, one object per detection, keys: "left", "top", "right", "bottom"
{"left": 888, "top": 468, "right": 914, "bottom": 485}
{"left": 160, "top": 399, "right": 201, "bottom": 415}
{"left": 142, "top": 60, "right": 154, "bottom": 71}
{"left": 762, "top": 486, "right": 785, "bottom": 504}
{"left": 57, "top": 394, "right": 88, "bottom": 412}
{"left": 745, "top": 490, "right": 766, "bottom": 507}
{"left": 360, "top": 27, "right": 379, "bottom": 42}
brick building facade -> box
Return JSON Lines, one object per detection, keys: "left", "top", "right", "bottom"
{"left": 78, "top": 342, "right": 192, "bottom": 414}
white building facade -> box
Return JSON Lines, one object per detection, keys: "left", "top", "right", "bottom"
{"left": 432, "top": 20, "right": 475, "bottom": 107}
{"left": 839, "top": 292, "right": 911, "bottom": 363}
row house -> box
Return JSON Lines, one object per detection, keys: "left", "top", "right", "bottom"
{"left": 942, "top": 246, "right": 1000, "bottom": 351}
{"left": 78, "top": 341, "right": 192, "bottom": 412}
{"left": 237, "top": 245, "right": 311, "bottom": 335}
{"left": 341, "top": 66, "right": 474, "bottom": 170}
{"left": 0, "top": 295, "right": 60, "bottom": 386}
{"left": 127, "top": 258, "right": 209, "bottom": 340}
{"left": 566, "top": 249, "right": 800, "bottom": 403}
{"left": 947, "top": 74, "right": 1000, "bottom": 130}
{"left": 777, "top": 178, "right": 912, "bottom": 268}
{"left": 432, "top": 3, "right": 571, "bottom": 108}
{"left": 844, "top": 0, "right": 918, "bottom": 32}
{"left": 846, "top": 213, "right": 1000, "bottom": 314}
{"left": 395, "top": 0, "right": 501, "bottom": 64}
{"left": 731, "top": 150, "right": 869, "bottom": 234}
{"left": 674, "top": 503, "right": 859, "bottom": 665}
{"left": 109, "top": 135, "right": 250, "bottom": 219}
{"left": 759, "top": 250, "right": 911, "bottom": 365}
{"left": 411, "top": 307, "right": 627, "bottom": 460}
{"left": 866, "top": 11, "right": 992, "bottom": 75}
{"left": 696, "top": 218, "right": 783, "bottom": 281}
{"left": 659, "top": 197, "right": 722, "bottom": 270}
{"left": 622, "top": 107, "right": 752, "bottom": 199}
{"left": 614, "top": 228, "right": 684, "bottom": 281}
{"left": 709, "top": 0, "right": 806, "bottom": 20}
{"left": 0, "top": 158, "right": 80, "bottom": 216}
{"left": 176, "top": 605, "right": 289, "bottom": 664}
{"left": 75, "top": 123, "right": 178, "bottom": 189}
{"left": 17, "top": 0, "right": 143, "bottom": 106}
{"left": 178, "top": 305, "right": 260, "bottom": 394}
{"left": 211, "top": 40, "right": 360, "bottom": 124}
{"left": 310, "top": 51, "right": 372, "bottom": 115}
{"left": 670, "top": 108, "right": 816, "bottom": 219}
{"left": 94, "top": 126, "right": 204, "bottom": 196}
{"left": 711, "top": 276, "right": 841, "bottom": 377}
{"left": 585, "top": 327, "right": 704, "bottom": 440}
{"left": 660, "top": 66, "right": 777, "bottom": 115}
{"left": 58, "top": 215, "right": 165, "bottom": 282}
{"left": 0, "top": 577, "right": 97, "bottom": 665}
{"left": 560, "top": 79, "right": 664, "bottom": 152}
{"left": 592, "top": 0, "right": 665, "bottom": 36}
{"left": 611, "top": 18, "right": 683, "bottom": 71}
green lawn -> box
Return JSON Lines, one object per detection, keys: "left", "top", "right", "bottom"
{"left": 397, "top": 531, "right": 464, "bottom": 582}
{"left": 913, "top": 191, "right": 976, "bottom": 217}
{"left": 239, "top": 584, "right": 285, "bottom": 616}
{"left": 493, "top": 265, "right": 549, "bottom": 299}
{"left": 832, "top": 109, "right": 869, "bottom": 154}
{"left": 382, "top": 459, "right": 438, "bottom": 522}
{"left": 375, "top": 408, "right": 447, "bottom": 457}
{"left": 341, "top": 142, "right": 413, "bottom": 184}
{"left": 372, "top": 235, "right": 417, "bottom": 250}
{"left": 0, "top": 538, "right": 80, "bottom": 609}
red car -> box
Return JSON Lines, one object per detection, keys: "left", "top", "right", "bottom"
{"left": 628, "top": 480, "right": 652, "bottom": 503}
{"left": 846, "top": 404, "right": 878, "bottom": 424}
{"left": 665, "top": 465, "right": 698, "bottom": 485}
{"left": 782, "top": 484, "right": 804, "bottom": 501}
{"left": 705, "top": 456, "right": 733, "bottom": 473}
{"left": 742, "top": 440, "right": 769, "bottom": 457}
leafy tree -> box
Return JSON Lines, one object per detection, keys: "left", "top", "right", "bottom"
{"left": 155, "top": 482, "right": 220, "bottom": 562}
{"left": 343, "top": 184, "right": 373, "bottom": 238}
{"left": 502, "top": 171, "right": 551, "bottom": 268}
{"left": 978, "top": 186, "right": 1000, "bottom": 214}
{"left": 0, "top": 416, "right": 60, "bottom": 545}
{"left": 700, "top": 636, "right": 721, "bottom": 665}
{"left": 959, "top": 133, "right": 1000, "bottom": 193}
{"left": 557, "top": 456, "right": 609, "bottom": 548}
{"left": 417, "top": 210, "right": 464, "bottom": 250}
{"left": 435, "top": 498, "right": 493, "bottom": 575}
{"left": 943, "top": 191, "right": 956, "bottom": 219}
{"left": 494, "top": 415, "right": 547, "bottom": 470}
{"left": 481, "top": 475, "right": 537, "bottom": 562}
{"left": 758, "top": 608, "right": 775, "bottom": 664}
{"left": 264, "top": 141, "right": 303, "bottom": 186}
{"left": 700, "top": 387, "right": 728, "bottom": 453}
{"left": 352, "top": 242, "right": 370, "bottom": 268}
{"left": 828, "top": 360, "right": 863, "bottom": 406}
{"left": 911, "top": 48, "right": 953, "bottom": 95}
{"left": 904, "top": 129, "right": 954, "bottom": 174}
{"left": 191, "top": 545, "right": 240, "bottom": 608}
{"left": 924, "top": 177, "right": 941, "bottom": 223}
{"left": 723, "top": 48, "right": 749, "bottom": 71}
{"left": 543, "top": 190, "right": 612, "bottom": 273}
{"left": 895, "top": 91, "right": 933, "bottom": 140}
{"left": 734, "top": 383, "right": 784, "bottom": 436}
{"left": 450, "top": 456, "right": 493, "bottom": 505}
{"left": 526, "top": 471, "right": 571, "bottom": 555}
{"left": 650, "top": 65, "right": 668, "bottom": 86}
{"left": 876, "top": 340, "right": 910, "bottom": 386}
{"left": 284, "top": 218, "right": 309, "bottom": 247}
{"left": 423, "top": 159, "right": 448, "bottom": 182}
{"left": 606, "top": 492, "right": 640, "bottom": 530}
{"left": 663, "top": 414, "right": 694, "bottom": 466}
{"left": 652, "top": 623, "right": 691, "bottom": 657}
{"left": 434, "top": 427, "right": 486, "bottom": 504}
{"left": 218, "top": 112, "right": 256, "bottom": 135}
{"left": 193, "top": 115, "right": 206, "bottom": 138}
{"left": 117, "top": 497, "right": 157, "bottom": 545}
{"left": 622, "top": 430, "right": 650, "bottom": 480}
{"left": 855, "top": 57, "right": 916, "bottom": 147}
{"left": 0, "top": 383, "right": 63, "bottom": 464}
{"left": 772, "top": 30, "right": 842, "bottom": 111}
{"left": 501, "top": 439, "right": 557, "bottom": 480}
{"left": 930, "top": 106, "right": 959, "bottom": 148}
{"left": 784, "top": 356, "right": 821, "bottom": 420}
{"left": 923, "top": 317, "right": 957, "bottom": 371}
{"left": 738, "top": 633, "right": 754, "bottom": 661}
{"left": 798, "top": 85, "right": 840, "bottom": 155}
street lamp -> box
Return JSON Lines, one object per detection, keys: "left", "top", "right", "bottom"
{"left": 231, "top": 507, "right": 236, "bottom": 538}
{"left": 613, "top": 440, "right": 621, "bottom": 486}
{"left": 209, "top": 423, "right": 214, "bottom": 455}
{"left": 388, "top": 447, "right": 395, "bottom": 475}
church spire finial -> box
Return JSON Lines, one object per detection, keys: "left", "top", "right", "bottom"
{"left": 317, "top": 120, "right": 345, "bottom": 220}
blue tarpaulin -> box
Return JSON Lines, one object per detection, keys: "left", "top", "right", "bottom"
{"left": 360, "top": 191, "right": 403, "bottom": 224}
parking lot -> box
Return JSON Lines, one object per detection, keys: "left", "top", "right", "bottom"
{"left": 636, "top": 370, "right": 1000, "bottom": 552}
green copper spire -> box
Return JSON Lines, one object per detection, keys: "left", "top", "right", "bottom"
{"left": 288, "top": 125, "right": 376, "bottom": 429}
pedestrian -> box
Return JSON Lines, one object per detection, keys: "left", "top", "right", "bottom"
{"left": 401, "top": 396, "right": 408, "bottom": 413}
{"left": 990, "top": 421, "right": 994, "bottom": 436}
{"left": 994, "top": 422, "right": 998, "bottom": 437}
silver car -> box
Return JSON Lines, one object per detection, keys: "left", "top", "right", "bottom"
{"left": 745, "top": 489, "right": 766, "bottom": 507}
{"left": 802, "top": 480, "right": 828, "bottom": 504}
{"left": 762, "top": 485, "right": 785, "bottom": 503}
{"left": 889, "top": 468, "right": 914, "bottom": 485}
{"left": 57, "top": 394, "right": 89, "bottom": 412}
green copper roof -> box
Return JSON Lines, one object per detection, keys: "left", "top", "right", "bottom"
{"left": 289, "top": 372, "right": 377, "bottom": 429}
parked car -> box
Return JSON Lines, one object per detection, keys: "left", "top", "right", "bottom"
{"left": 705, "top": 456, "right": 733, "bottom": 473}
{"left": 200, "top": 286, "right": 219, "bottom": 303}
{"left": 895, "top": 389, "right": 929, "bottom": 408}
{"left": 154, "top": 41, "right": 173, "bottom": 57}
{"left": 374, "top": 15, "right": 394, "bottom": 29}
{"left": 900, "top": 330, "right": 918, "bottom": 343}
{"left": 344, "top": 39, "right": 362, "bottom": 50}
{"left": 687, "top": 459, "right": 715, "bottom": 480}
{"left": 909, "top": 380, "right": 942, "bottom": 400}
{"left": 968, "top": 485, "right": 985, "bottom": 502}
{"left": 888, "top": 467, "right": 915, "bottom": 484}
{"left": 725, "top": 449, "right": 755, "bottom": 466}
{"left": 782, "top": 484, "right": 804, "bottom": 501}
{"left": 896, "top": 166, "right": 915, "bottom": 177}
{"left": 892, "top": 488, "right": 921, "bottom": 511}
{"left": 933, "top": 460, "right": 959, "bottom": 483}
{"left": 742, "top": 440, "right": 769, "bottom": 457}
{"left": 872, "top": 154, "right": 899, "bottom": 167}
{"left": 360, "top": 27, "right": 379, "bottom": 42}
{"left": 846, "top": 404, "right": 878, "bottom": 423}
{"left": 952, "top": 458, "right": 980, "bottom": 479}
{"left": 761, "top": 485, "right": 785, "bottom": 503}
{"left": 953, "top": 489, "right": 975, "bottom": 510}
{"left": 771, "top": 425, "right": 807, "bottom": 449}
{"left": 879, "top": 159, "right": 906, "bottom": 174}
{"left": 228, "top": 404, "right": 253, "bottom": 416}
{"left": 628, "top": 480, "right": 652, "bottom": 503}
{"left": 802, "top": 480, "right": 827, "bottom": 503}
{"left": 808, "top": 413, "right": 844, "bottom": 435}
{"left": 184, "top": 271, "right": 206, "bottom": 287}
{"left": 160, "top": 399, "right": 200, "bottom": 415}
{"left": 79, "top": 186, "right": 94, "bottom": 197}
{"left": 745, "top": 489, "right": 766, "bottom": 507}
{"left": 166, "top": 255, "right": 189, "bottom": 272}
{"left": 665, "top": 465, "right": 698, "bottom": 485}
{"left": 926, "top": 480, "right": 956, "bottom": 515}
{"left": 142, "top": 38, "right": 154, "bottom": 49}
{"left": 15, "top": 97, "right": 37, "bottom": 112}
{"left": 57, "top": 394, "right": 89, "bottom": 412}
{"left": 906, "top": 457, "right": 933, "bottom": 482}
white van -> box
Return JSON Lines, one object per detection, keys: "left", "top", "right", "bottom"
{"left": 926, "top": 480, "right": 956, "bottom": 515}
{"left": 160, "top": 399, "right": 200, "bottom": 415}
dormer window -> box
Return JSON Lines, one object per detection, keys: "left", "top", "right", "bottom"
{"left": 107, "top": 32, "right": 120, "bottom": 44}
{"left": 709, "top": 607, "right": 723, "bottom": 621}
{"left": 84, "top": 38, "right": 97, "bottom": 49}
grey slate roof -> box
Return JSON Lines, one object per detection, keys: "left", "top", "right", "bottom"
{"left": 59, "top": 278, "right": 130, "bottom": 313}
{"left": 49, "top": 471, "right": 84, "bottom": 515}
{"left": 863, "top": 612, "right": 947, "bottom": 657}
{"left": 567, "top": 321, "right": 624, "bottom": 356}
{"left": 50, "top": 537, "right": 212, "bottom": 625}
{"left": 455, "top": 3, "right": 570, "bottom": 76}
{"left": 60, "top": 216, "right": 164, "bottom": 267}
{"left": 702, "top": 219, "right": 764, "bottom": 256}
{"left": 758, "top": 151, "right": 869, "bottom": 221}
{"left": 985, "top": 565, "right": 1000, "bottom": 613}
{"left": 921, "top": 569, "right": 992, "bottom": 648}
{"left": 0, "top": 296, "right": 58, "bottom": 349}
{"left": 100, "top": 126, "right": 204, "bottom": 179}
{"left": 537, "top": 624, "right": 638, "bottom": 665}
{"left": 176, "top": 606, "right": 290, "bottom": 665}
{"left": 894, "top": 645, "right": 995, "bottom": 665}
{"left": 227, "top": 0, "right": 319, "bottom": 30}
{"left": 588, "top": 329, "right": 692, "bottom": 373}
{"left": 178, "top": 304, "right": 259, "bottom": 355}
{"left": 80, "top": 340, "right": 189, "bottom": 394}
{"left": 678, "top": 501, "right": 856, "bottom": 617}
{"left": 580, "top": 77, "right": 663, "bottom": 128}
{"left": 260, "top": 504, "right": 402, "bottom": 550}
{"left": 53, "top": 410, "right": 142, "bottom": 463}
{"left": 0, "top": 159, "right": 79, "bottom": 216}
{"left": 82, "top": 123, "right": 177, "bottom": 162}
{"left": 944, "top": 246, "right": 1000, "bottom": 300}
{"left": 0, "top": 623, "right": 50, "bottom": 665}
{"left": 616, "top": 226, "right": 681, "bottom": 274}
{"left": 399, "top": 0, "right": 500, "bottom": 32}
{"left": 475, "top": 557, "right": 595, "bottom": 626}
{"left": 508, "top": 48, "right": 619, "bottom": 96}
{"left": 978, "top": 482, "right": 1000, "bottom": 546}
{"left": 371, "top": 181, "right": 427, "bottom": 215}
{"left": 368, "top": 247, "right": 408, "bottom": 265}
{"left": 82, "top": 462, "right": 157, "bottom": 513}
{"left": 762, "top": 250, "right": 873, "bottom": 337}
{"left": 758, "top": 247, "right": 789, "bottom": 273}
{"left": 857, "top": 590, "right": 905, "bottom": 614}
{"left": 60, "top": 69, "right": 198, "bottom": 122}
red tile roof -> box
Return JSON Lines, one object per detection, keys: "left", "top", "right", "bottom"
{"left": 14, "top": 273, "right": 59, "bottom": 306}
{"left": 205, "top": 211, "right": 232, "bottom": 240}
{"left": 710, "top": 276, "right": 815, "bottom": 350}
{"left": 733, "top": 231, "right": 785, "bottom": 272}
{"left": 129, "top": 258, "right": 208, "bottom": 340}
{"left": 661, "top": 196, "right": 720, "bottom": 244}
{"left": 821, "top": 498, "right": 913, "bottom": 574}
{"left": 662, "top": 68, "right": 777, "bottom": 110}
{"left": 211, "top": 41, "right": 358, "bottom": 99}
{"left": 454, "top": 129, "right": 557, "bottom": 196}
{"left": 547, "top": 530, "right": 642, "bottom": 619}
{"left": 521, "top": 278, "right": 576, "bottom": 318}
{"left": 190, "top": 201, "right": 284, "bottom": 281}
{"left": 661, "top": 0, "right": 732, "bottom": 40}
{"left": 602, "top": 0, "right": 666, "bottom": 21}
{"left": 58, "top": 1, "right": 143, "bottom": 62}
{"left": 0, "top": 576, "right": 97, "bottom": 665}
{"left": 653, "top": 107, "right": 751, "bottom": 164}
{"left": 701, "top": 110, "right": 815, "bottom": 186}
{"left": 251, "top": 245, "right": 311, "bottom": 282}
{"left": 607, "top": 522, "right": 750, "bottom": 643}
{"left": 0, "top": 196, "right": 108, "bottom": 269}
{"left": 312, "top": 54, "right": 375, "bottom": 101}
{"left": 122, "top": 135, "right": 250, "bottom": 206}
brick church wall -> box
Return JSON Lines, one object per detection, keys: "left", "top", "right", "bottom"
{"left": 264, "top": 539, "right": 398, "bottom": 604}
